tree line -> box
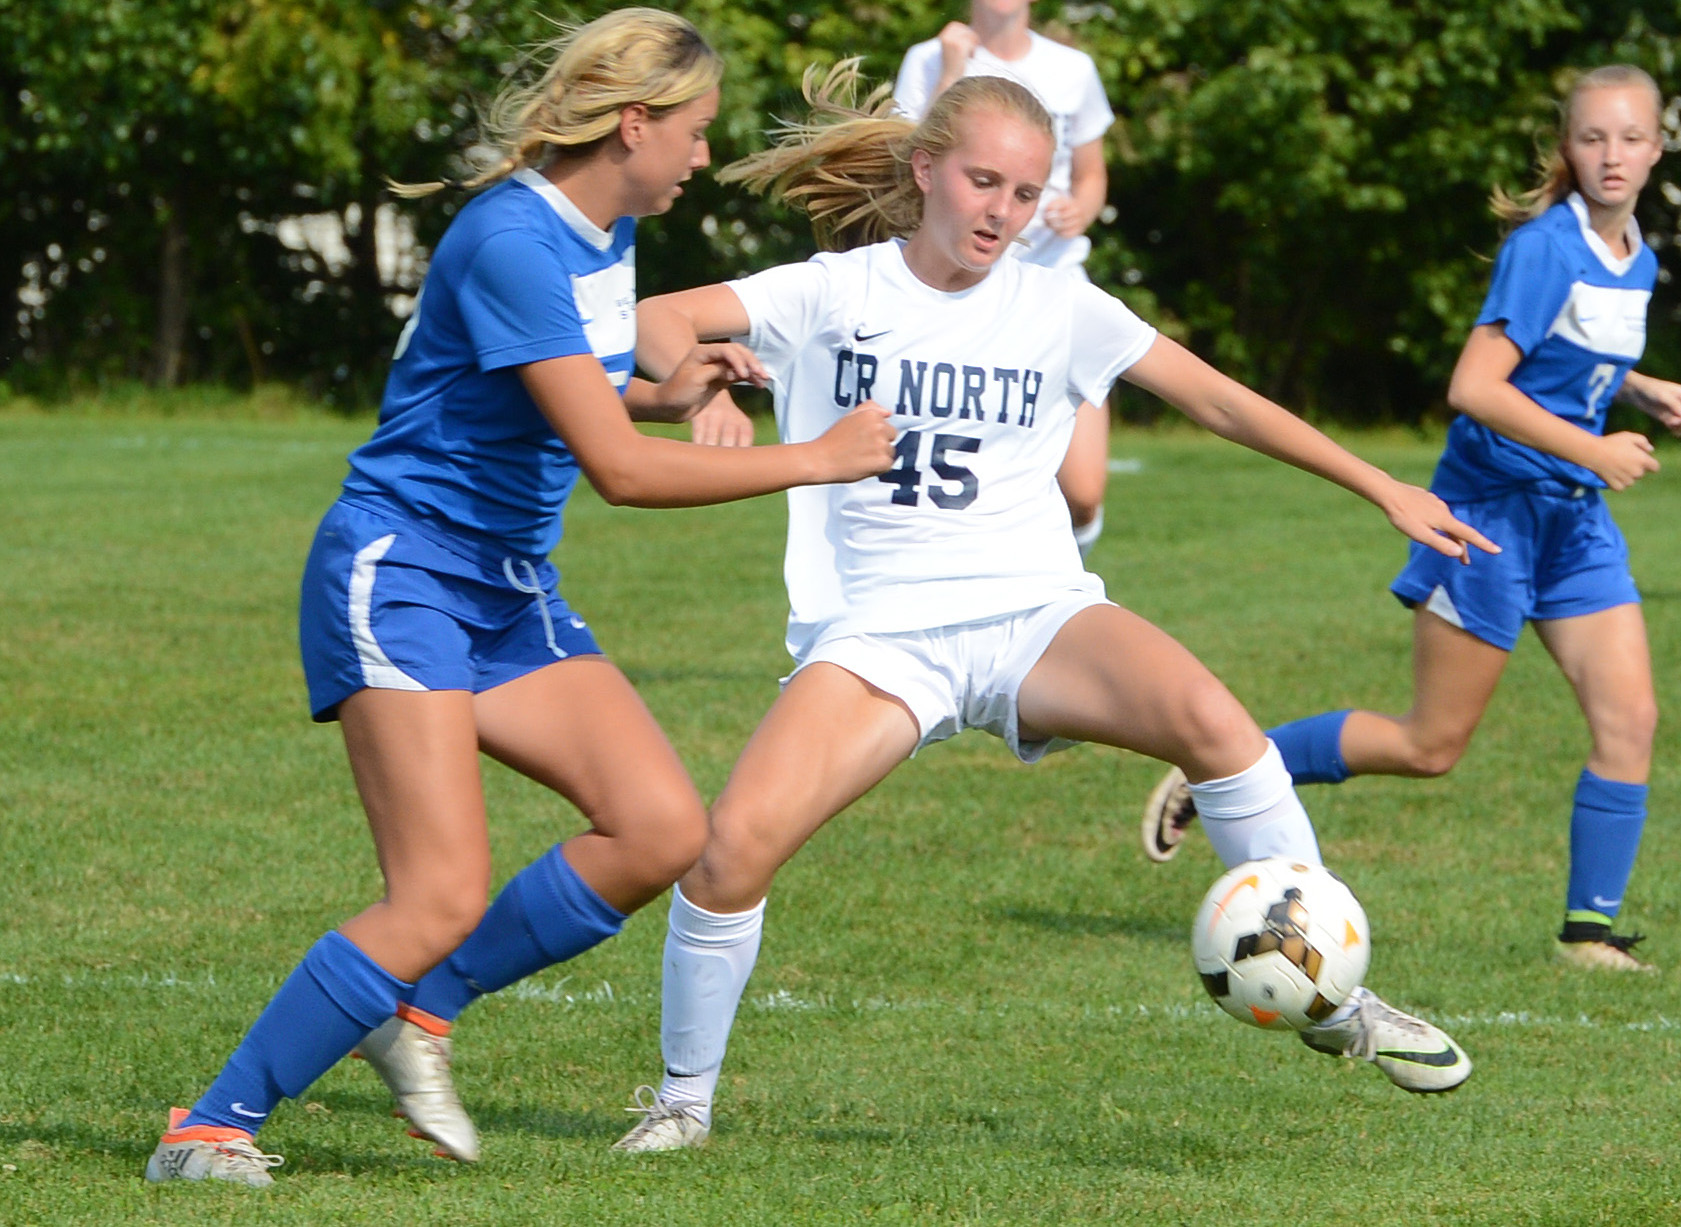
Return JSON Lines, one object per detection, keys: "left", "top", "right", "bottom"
{"left": 6, "top": 0, "right": 1678, "bottom": 420}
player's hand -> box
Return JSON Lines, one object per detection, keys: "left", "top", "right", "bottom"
{"left": 811, "top": 401, "right": 896, "bottom": 483}
{"left": 1381, "top": 481, "right": 1500, "bottom": 564}
{"left": 1629, "top": 375, "right": 1681, "bottom": 436}
{"left": 657, "top": 343, "right": 768, "bottom": 418}
{"left": 689, "top": 393, "right": 755, "bottom": 447}
{"left": 937, "top": 22, "right": 980, "bottom": 78}
{"left": 1589, "top": 430, "right": 1659, "bottom": 491}
{"left": 1042, "top": 196, "right": 1091, "bottom": 239}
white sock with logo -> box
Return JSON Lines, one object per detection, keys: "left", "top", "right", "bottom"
{"left": 1188, "top": 740, "right": 1322, "bottom": 868}
{"left": 656, "top": 884, "right": 766, "bottom": 1124}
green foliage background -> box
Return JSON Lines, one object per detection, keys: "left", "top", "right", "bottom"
{"left": 6, "top": 0, "right": 1681, "bottom": 415}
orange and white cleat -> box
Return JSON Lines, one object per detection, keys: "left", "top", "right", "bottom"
{"left": 144, "top": 1107, "right": 284, "bottom": 1187}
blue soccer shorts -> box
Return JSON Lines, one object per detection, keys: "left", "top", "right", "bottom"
{"left": 1390, "top": 486, "right": 1639, "bottom": 651}
{"left": 299, "top": 499, "right": 601, "bottom": 721}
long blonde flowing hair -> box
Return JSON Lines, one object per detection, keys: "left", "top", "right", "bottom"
{"left": 395, "top": 8, "right": 722, "bottom": 197}
{"left": 720, "top": 59, "right": 1053, "bottom": 251}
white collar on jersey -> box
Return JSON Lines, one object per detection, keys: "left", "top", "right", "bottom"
{"left": 1566, "top": 191, "right": 1643, "bottom": 276}
{"left": 512, "top": 167, "right": 615, "bottom": 251}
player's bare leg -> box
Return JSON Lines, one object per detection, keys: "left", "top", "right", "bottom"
{"left": 1337, "top": 610, "right": 1509, "bottom": 777}
{"left": 1022, "top": 604, "right": 1470, "bottom": 1092}
{"left": 1143, "top": 609, "right": 1508, "bottom": 862}
{"left": 352, "top": 660, "right": 710, "bottom": 1161}
{"left": 1536, "top": 605, "right": 1657, "bottom": 971}
{"left": 616, "top": 664, "right": 919, "bottom": 1151}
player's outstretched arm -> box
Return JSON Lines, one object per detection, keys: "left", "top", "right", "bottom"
{"left": 521, "top": 352, "right": 892, "bottom": 508}
{"left": 1122, "top": 334, "right": 1498, "bottom": 561}
{"left": 1449, "top": 323, "right": 1658, "bottom": 490}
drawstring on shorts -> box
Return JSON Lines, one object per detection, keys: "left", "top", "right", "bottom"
{"left": 502, "top": 557, "right": 569, "bottom": 659}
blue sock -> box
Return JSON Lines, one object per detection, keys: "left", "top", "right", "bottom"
{"left": 1266, "top": 710, "right": 1352, "bottom": 785}
{"left": 1565, "top": 770, "right": 1648, "bottom": 923}
{"left": 184, "top": 931, "right": 409, "bottom": 1133}
{"left": 409, "top": 845, "right": 626, "bottom": 1021}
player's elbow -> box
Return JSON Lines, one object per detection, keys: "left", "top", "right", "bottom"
{"left": 583, "top": 460, "right": 651, "bottom": 507}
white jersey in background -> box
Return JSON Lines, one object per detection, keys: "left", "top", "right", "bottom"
{"left": 893, "top": 32, "right": 1114, "bottom": 271}
{"left": 728, "top": 240, "right": 1156, "bottom": 657}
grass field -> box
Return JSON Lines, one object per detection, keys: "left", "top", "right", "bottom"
{"left": 3, "top": 403, "right": 1680, "bottom": 1225}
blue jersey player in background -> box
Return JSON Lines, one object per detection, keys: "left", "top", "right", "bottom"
{"left": 1144, "top": 65, "right": 1681, "bottom": 973}
{"left": 145, "top": 8, "right": 893, "bottom": 1189}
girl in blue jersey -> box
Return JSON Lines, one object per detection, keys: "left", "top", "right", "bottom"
{"left": 1144, "top": 66, "right": 1681, "bottom": 972}
{"left": 144, "top": 9, "right": 894, "bottom": 1188}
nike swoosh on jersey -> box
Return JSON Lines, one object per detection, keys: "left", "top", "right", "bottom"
{"left": 853, "top": 328, "right": 892, "bottom": 342}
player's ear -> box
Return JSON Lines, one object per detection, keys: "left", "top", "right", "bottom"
{"left": 619, "top": 103, "right": 652, "bottom": 150}
{"left": 910, "top": 147, "right": 935, "bottom": 194}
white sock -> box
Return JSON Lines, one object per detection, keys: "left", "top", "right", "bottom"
{"left": 1072, "top": 505, "right": 1105, "bottom": 558}
{"left": 656, "top": 884, "right": 766, "bottom": 1124}
{"left": 1188, "top": 740, "right": 1322, "bottom": 868}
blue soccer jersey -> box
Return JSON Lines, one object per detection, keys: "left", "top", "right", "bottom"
{"left": 1432, "top": 193, "right": 1657, "bottom": 501}
{"left": 342, "top": 168, "right": 637, "bottom": 559}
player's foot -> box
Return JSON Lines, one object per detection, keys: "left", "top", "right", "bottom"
{"left": 611, "top": 1085, "right": 710, "bottom": 1153}
{"left": 355, "top": 1013, "right": 480, "bottom": 1162}
{"left": 1298, "top": 987, "right": 1471, "bottom": 1093}
{"left": 144, "top": 1108, "right": 284, "bottom": 1187}
{"left": 1141, "top": 765, "right": 1198, "bottom": 862}
{"left": 1555, "top": 921, "right": 1655, "bottom": 973}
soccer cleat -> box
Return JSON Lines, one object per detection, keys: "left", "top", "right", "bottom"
{"left": 1298, "top": 987, "right": 1471, "bottom": 1093}
{"left": 144, "top": 1107, "right": 284, "bottom": 1188}
{"left": 610, "top": 1085, "right": 710, "bottom": 1153}
{"left": 355, "top": 1013, "right": 480, "bottom": 1162}
{"left": 1141, "top": 765, "right": 1199, "bottom": 862}
{"left": 1555, "top": 921, "right": 1656, "bottom": 973}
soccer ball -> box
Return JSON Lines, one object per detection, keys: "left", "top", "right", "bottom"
{"left": 1191, "top": 857, "right": 1370, "bottom": 1031}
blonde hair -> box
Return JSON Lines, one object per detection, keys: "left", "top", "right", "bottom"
{"left": 395, "top": 8, "right": 721, "bottom": 198}
{"left": 720, "top": 59, "right": 1053, "bottom": 251}
{"left": 1491, "top": 64, "right": 1663, "bottom": 225}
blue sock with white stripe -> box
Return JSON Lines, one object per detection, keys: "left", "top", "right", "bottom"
{"left": 409, "top": 844, "right": 626, "bottom": 1021}
{"left": 1266, "top": 710, "right": 1353, "bottom": 785}
{"left": 1565, "top": 770, "right": 1647, "bottom": 924}
{"left": 183, "top": 931, "right": 409, "bottom": 1133}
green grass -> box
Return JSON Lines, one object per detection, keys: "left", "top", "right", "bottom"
{"left": 3, "top": 405, "right": 1680, "bottom": 1225}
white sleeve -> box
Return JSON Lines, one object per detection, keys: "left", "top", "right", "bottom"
{"left": 1067, "top": 281, "right": 1156, "bottom": 406}
{"left": 892, "top": 40, "right": 941, "bottom": 121}
{"left": 727, "top": 260, "right": 833, "bottom": 372}
{"left": 1066, "top": 54, "right": 1115, "bottom": 148}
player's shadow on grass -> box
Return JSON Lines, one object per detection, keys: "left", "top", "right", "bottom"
{"left": 311, "top": 1086, "right": 621, "bottom": 1145}
{"left": 987, "top": 905, "right": 1184, "bottom": 944}
{"left": 0, "top": 1118, "right": 458, "bottom": 1181}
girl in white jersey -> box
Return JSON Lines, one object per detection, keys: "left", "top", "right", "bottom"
{"left": 1144, "top": 66, "right": 1681, "bottom": 973}
{"left": 143, "top": 12, "right": 893, "bottom": 1189}
{"left": 610, "top": 64, "right": 1498, "bottom": 1152}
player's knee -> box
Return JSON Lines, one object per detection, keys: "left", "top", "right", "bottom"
{"left": 399, "top": 881, "right": 489, "bottom": 964}
{"left": 1402, "top": 734, "right": 1468, "bottom": 779}
{"left": 1174, "top": 680, "right": 1259, "bottom": 771}
{"left": 1593, "top": 694, "right": 1658, "bottom": 763}
{"left": 610, "top": 788, "right": 708, "bottom": 891}
{"left": 688, "top": 807, "right": 782, "bottom": 909}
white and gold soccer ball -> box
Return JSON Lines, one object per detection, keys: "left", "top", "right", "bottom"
{"left": 1191, "top": 857, "right": 1371, "bottom": 1031}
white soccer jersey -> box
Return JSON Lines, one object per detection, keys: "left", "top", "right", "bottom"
{"left": 894, "top": 32, "right": 1114, "bottom": 270}
{"left": 729, "top": 241, "right": 1156, "bottom": 657}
